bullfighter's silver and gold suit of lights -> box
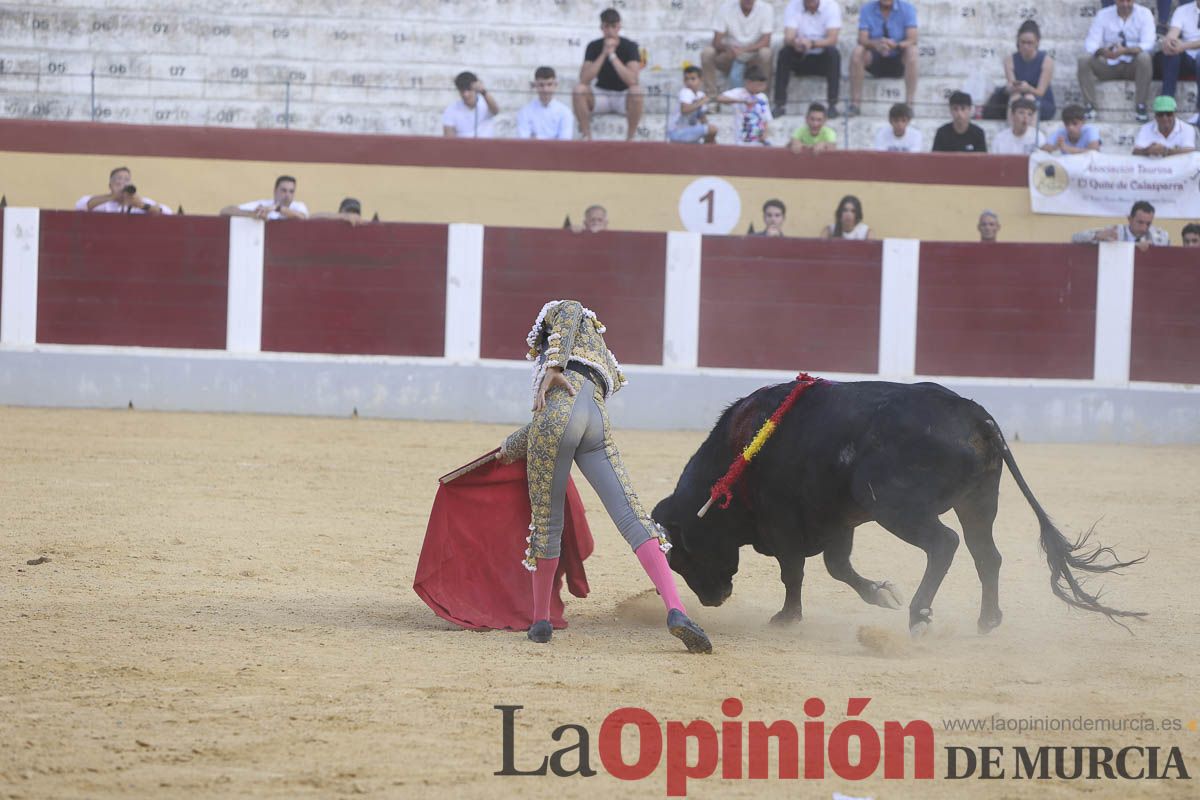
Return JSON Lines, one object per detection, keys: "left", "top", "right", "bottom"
{"left": 500, "top": 300, "right": 671, "bottom": 572}
{"left": 501, "top": 299, "right": 710, "bottom": 652}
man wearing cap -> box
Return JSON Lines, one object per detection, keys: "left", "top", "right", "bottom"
{"left": 1132, "top": 95, "right": 1197, "bottom": 156}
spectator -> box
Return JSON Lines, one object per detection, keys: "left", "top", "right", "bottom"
{"left": 1132, "top": 95, "right": 1197, "bottom": 156}
{"left": 573, "top": 205, "right": 608, "bottom": 233}
{"left": 1182, "top": 222, "right": 1200, "bottom": 246}
{"left": 774, "top": 0, "right": 843, "bottom": 119}
{"left": 978, "top": 210, "right": 1001, "bottom": 242}
{"left": 1158, "top": 1, "right": 1200, "bottom": 124}
{"left": 994, "top": 20, "right": 1056, "bottom": 121}
{"left": 821, "top": 195, "right": 870, "bottom": 239}
{"left": 702, "top": 0, "right": 774, "bottom": 99}
{"left": 992, "top": 98, "right": 1040, "bottom": 155}
{"left": 1040, "top": 104, "right": 1103, "bottom": 153}
{"left": 1071, "top": 200, "right": 1169, "bottom": 250}
{"left": 714, "top": 64, "right": 772, "bottom": 146}
{"left": 873, "top": 102, "right": 923, "bottom": 151}
{"left": 220, "top": 175, "right": 308, "bottom": 220}
{"left": 848, "top": 0, "right": 919, "bottom": 116}
{"left": 442, "top": 71, "right": 499, "bottom": 138}
{"left": 1100, "top": 1, "right": 1176, "bottom": 31}
{"left": 788, "top": 102, "right": 837, "bottom": 152}
{"left": 75, "top": 166, "right": 171, "bottom": 215}
{"left": 311, "top": 197, "right": 366, "bottom": 225}
{"left": 668, "top": 66, "right": 718, "bottom": 144}
{"left": 517, "top": 67, "right": 574, "bottom": 141}
{"left": 1078, "top": 0, "right": 1155, "bottom": 122}
{"left": 932, "top": 91, "right": 987, "bottom": 152}
{"left": 573, "top": 8, "right": 645, "bottom": 141}
{"left": 757, "top": 198, "right": 787, "bottom": 236}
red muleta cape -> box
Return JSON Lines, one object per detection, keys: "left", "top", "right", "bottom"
{"left": 413, "top": 455, "right": 593, "bottom": 631}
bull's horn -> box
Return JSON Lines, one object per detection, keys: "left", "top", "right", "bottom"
{"left": 697, "top": 496, "right": 715, "bottom": 518}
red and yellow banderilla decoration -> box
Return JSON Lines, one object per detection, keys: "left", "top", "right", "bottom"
{"left": 697, "top": 373, "right": 826, "bottom": 517}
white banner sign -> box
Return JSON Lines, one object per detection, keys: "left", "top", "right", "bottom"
{"left": 1029, "top": 150, "right": 1200, "bottom": 219}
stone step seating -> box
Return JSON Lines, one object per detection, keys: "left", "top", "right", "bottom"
{"left": 0, "top": 0, "right": 1184, "bottom": 142}
{"left": 3, "top": 73, "right": 1168, "bottom": 149}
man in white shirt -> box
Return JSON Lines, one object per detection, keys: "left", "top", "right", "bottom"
{"left": 442, "top": 70, "right": 499, "bottom": 138}
{"left": 75, "top": 166, "right": 171, "bottom": 215}
{"left": 1159, "top": 1, "right": 1200, "bottom": 123}
{"left": 991, "top": 97, "right": 1040, "bottom": 155}
{"left": 873, "top": 102, "right": 923, "bottom": 151}
{"left": 1071, "top": 200, "right": 1169, "bottom": 250}
{"left": 701, "top": 0, "right": 774, "bottom": 98}
{"left": 774, "top": 0, "right": 842, "bottom": 118}
{"left": 517, "top": 67, "right": 573, "bottom": 140}
{"left": 220, "top": 175, "right": 309, "bottom": 221}
{"left": 1132, "top": 95, "right": 1198, "bottom": 156}
{"left": 1077, "top": 0, "right": 1156, "bottom": 121}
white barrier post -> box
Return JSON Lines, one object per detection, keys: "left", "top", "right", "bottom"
{"left": 1094, "top": 241, "right": 1135, "bottom": 384}
{"left": 1, "top": 208, "right": 40, "bottom": 347}
{"left": 444, "top": 223, "right": 484, "bottom": 362}
{"left": 878, "top": 238, "right": 921, "bottom": 378}
{"left": 663, "top": 231, "right": 702, "bottom": 369}
{"left": 226, "top": 217, "right": 265, "bottom": 353}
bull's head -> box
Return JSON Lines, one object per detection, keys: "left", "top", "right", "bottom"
{"left": 652, "top": 493, "right": 740, "bottom": 607}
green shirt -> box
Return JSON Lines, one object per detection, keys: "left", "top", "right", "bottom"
{"left": 792, "top": 125, "right": 837, "bottom": 145}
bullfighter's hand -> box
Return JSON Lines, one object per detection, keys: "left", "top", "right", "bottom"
{"left": 533, "top": 367, "right": 576, "bottom": 412}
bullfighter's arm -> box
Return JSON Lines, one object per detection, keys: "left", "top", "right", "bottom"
{"left": 543, "top": 300, "right": 585, "bottom": 369}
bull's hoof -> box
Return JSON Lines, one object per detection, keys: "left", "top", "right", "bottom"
{"left": 869, "top": 581, "right": 904, "bottom": 610}
{"left": 527, "top": 619, "right": 553, "bottom": 644}
{"left": 769, "top": 609, "right": 802, "bottom": 626}
{"left": 667, "top": 609, "right": 713, "bottom": 654}
{"left": 977, "top": 610, "right": 1003, "bottom": 635}
{"left": 909, "top": 608, "right": 933, "bottom": 639}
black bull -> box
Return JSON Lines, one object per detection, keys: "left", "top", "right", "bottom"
{"left": 652, "top": 380, "right": 1144, "bottom": 634}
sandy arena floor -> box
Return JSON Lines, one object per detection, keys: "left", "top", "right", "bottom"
{"left": 1, "top": 405, "right": 1197, "bottom": 799}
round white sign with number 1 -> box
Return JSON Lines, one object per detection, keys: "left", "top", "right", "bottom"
{"left": 678, "top": 177, "right": 742, "bottom": 235}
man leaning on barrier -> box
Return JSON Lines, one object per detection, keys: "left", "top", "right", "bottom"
{"left": 1132, "top": 95, "right": 1197, "bottom": 157}
{"left": 76, "top": 166, "right": 172, "bottom": 216}
{"left": 1071, "top": 200, "right": 1169, "bottom": 251}
{"left": 220, "top": 175, "right": 309, "bottom": 221}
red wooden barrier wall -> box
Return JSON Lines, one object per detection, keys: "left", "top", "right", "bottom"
{"left": 1131, "top": 247, "right": 1200, "bottom": 384}
{"left": 698, "top": 237, "right": 883, "bottom": 373}
{"left": 480, "top": 227, "right": 666, "bottom": 364}
{"left": 36, "top": 211, "right": 229, "bottom": 349}
{"left": 261, "top": 221, "right": 447, "bottom": 356}
{"left": 916, "top": 243, "right": 1097, "bottom": 379}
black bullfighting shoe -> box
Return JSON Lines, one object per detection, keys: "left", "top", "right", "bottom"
{"left": 527, "top": 619, "right": 553, "bottom": 643}
{"left": 667, "top": 609, "right": 712, "bottom": 654}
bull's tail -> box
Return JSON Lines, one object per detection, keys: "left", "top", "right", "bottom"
{"left": 983, "top": 416, "right": 1146, "bottom": 628}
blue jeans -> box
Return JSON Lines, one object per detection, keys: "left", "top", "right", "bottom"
{"left": 1156, "top": 51, "right": 1199, "bottom": 110}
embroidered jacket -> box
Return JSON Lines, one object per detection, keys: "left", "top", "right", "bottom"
{"left": 500, "top": 300, "right": 627, "bottom": 462}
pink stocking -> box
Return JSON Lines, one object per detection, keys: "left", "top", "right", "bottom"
{"left": 635, "top": 539, "right": 686, "bottom": 614}
{"left": 531, "top": 557, "right": 560, "bottom": 622}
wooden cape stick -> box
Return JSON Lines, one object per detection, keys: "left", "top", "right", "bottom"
{"left": 438, "top": 448, "right": 502, "bottom": 484}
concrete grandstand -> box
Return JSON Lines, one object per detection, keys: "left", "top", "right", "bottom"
{"left": 0, "top": 0, "right": 1187, "bottom": 148}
